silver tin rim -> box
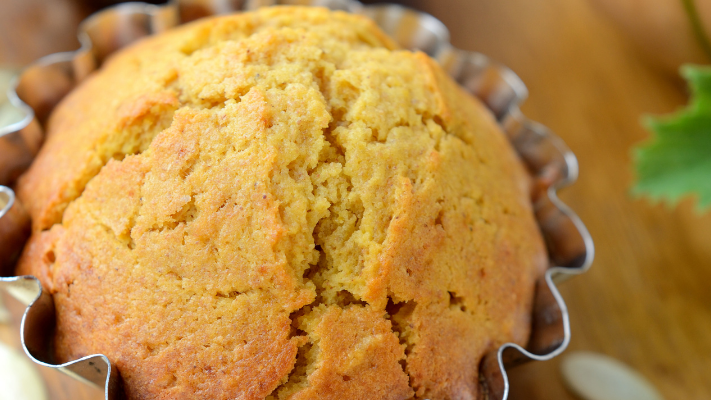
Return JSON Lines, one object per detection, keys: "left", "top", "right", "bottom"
{"left": 0, "top": 185, "right": 15, "bottom": 219}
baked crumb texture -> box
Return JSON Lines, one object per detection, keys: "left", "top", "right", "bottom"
{"left": 15, "top": 7, "right": 547, "bottom": 400}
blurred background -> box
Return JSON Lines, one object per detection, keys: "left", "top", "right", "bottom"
{"left": 1, "top": 0, "right": 710, "bottom": 399}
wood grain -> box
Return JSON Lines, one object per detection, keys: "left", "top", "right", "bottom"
{"left": 0, "top": 0, "right": 87, "bottom": 67}
{"left": 2, "top": 0, "right": 710, "bottom": 399}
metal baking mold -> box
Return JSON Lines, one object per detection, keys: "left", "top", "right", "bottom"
{"left": 0, "top": 1, "right": 594, "bottom": 399}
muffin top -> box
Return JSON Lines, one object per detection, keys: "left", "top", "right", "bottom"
{"left": 16, "top": 6, "right": 547, "bottom": 400}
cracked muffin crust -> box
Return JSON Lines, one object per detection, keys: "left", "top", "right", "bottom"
{"left": 15, "top": 6, "right": 547, "bottom": 400}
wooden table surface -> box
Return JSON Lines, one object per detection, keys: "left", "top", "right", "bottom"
{"left": 2, "top": 0, "right": 710, "bottom": 399}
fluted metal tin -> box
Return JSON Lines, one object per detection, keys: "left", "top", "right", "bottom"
{"left": 0, "top": 1, "right": 594, "bottom": 399}
{"left": 0, "top": 186, "right": 30, "bottom": 276}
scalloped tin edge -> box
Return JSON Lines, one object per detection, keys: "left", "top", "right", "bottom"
{"left": 0, "top": 1, "right": 594, "bottom": 399}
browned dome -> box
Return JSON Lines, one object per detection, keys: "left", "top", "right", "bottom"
{"left": 16, "top": 6, "right": 547, "bottom": 400}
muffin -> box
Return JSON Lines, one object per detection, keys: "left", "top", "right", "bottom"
{"left": 15, "top": 6, "right": 547, "bottom": 400}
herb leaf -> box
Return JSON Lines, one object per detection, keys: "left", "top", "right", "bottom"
{"left": 633, "top": 65, "right": 711, "bottom": 210}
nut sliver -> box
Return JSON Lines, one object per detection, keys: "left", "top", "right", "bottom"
{"left": 561, "top": 351, "right": 664, "bottom": 400}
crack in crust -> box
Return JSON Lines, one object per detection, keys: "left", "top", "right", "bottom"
{"left": 15, "top": 6, "right": 547, "bottom": 400}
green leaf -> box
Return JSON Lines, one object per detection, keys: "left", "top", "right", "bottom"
{"left": 633, "top": 65, "right": 711, "bottom": 211}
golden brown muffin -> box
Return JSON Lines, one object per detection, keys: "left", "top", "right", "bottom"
{"left": 16, "top": 6, "right": 547, "bottom": 400}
